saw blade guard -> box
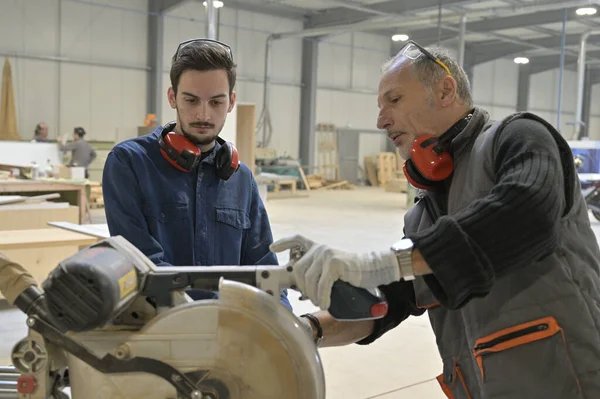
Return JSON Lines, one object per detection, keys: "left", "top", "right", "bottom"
{"left": 66, "top": 278, "right": 326, "bottom": 399}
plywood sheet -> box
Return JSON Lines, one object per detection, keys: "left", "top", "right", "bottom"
{"left": 0, "top": 227, "right": 98, "bottom": 250}
{"left": 0, "top": 205, "right": 79, "bottom": 231}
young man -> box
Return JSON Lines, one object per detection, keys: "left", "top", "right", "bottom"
{"left": 272, "top": 42, "right": 600, "bottom": 397}
{"left": 102, "top": 39, "right": 291, "bottom": 310}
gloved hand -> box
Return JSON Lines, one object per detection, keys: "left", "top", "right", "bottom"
{"left": 270, "top": 235, "right": 400, "bottom": 310}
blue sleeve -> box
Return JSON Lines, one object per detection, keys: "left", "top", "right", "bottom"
{"left": 241, "top": 177, "right": 292, "bottom": 311}
{"left": 102, "top": 148, "right": 171, "bottom": 266}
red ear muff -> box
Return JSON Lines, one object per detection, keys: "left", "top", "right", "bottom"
{"left": 215, "top": 137, "right": 240, "bottom": 181}
{"left": 403, "top": 159, "right": 435, "bottom": 190}
{"left": 403, "top": 135, "right": 454, "bottom": 190}
{"left": 410, "top": 135, "right": 454, "bottom": 181}
{"left": 158, "top": 122, "right": 201, "bottom": 172}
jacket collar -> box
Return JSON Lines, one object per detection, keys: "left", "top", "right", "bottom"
{"left": 447, "top": 106, "right": 491, "bottom": 159}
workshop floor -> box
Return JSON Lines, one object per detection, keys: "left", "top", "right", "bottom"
{"left": 3, "top": 186, "right": 599, "bottom": 398}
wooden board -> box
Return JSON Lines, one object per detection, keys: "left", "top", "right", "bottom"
{"left": 48, "top": 222, "right": 110, "bottom": 239}
{"left": 0, "top": 205, "right": 79, "bottom": 231}
{"left": 236, "top": 104, "right": 256, "bottom": 173}
{"left": 0, "top": 228, "right": 98, "bottom": 250}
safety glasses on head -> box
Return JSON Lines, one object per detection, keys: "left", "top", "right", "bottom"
{"left": 174, "top": 38, "right": 234, "bottom": 61}
{"left": 398, "top": 40, "right": 452, "bottom": 77}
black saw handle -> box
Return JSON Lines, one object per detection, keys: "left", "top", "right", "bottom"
{"left": 328, "top": 280, "right": 388, "bottom": 321}
{"left": 289, "top": 247, "right": 388, "bottom": 321}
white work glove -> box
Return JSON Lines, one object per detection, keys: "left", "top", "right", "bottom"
{"left": 270, "top": 235, "right": 400, "bottom": 310}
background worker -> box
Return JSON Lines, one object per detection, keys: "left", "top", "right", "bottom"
{"left": 58, "top": 127, "right": 97, "bottom": 178}
{"left": 33, "top": 122, "right": 49, "bottom": 142}
{"left": 272, "top": 42, "right": 600, "bottom": 398}
{"left": 102, "top": 38, "right": 290, "bottom": 310}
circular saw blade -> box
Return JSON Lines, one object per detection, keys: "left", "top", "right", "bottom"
{"left": 204, "top": 279, "right": 325, "bottom": 399}
{"left": 65, "top": 279, "right": 325, "bottom": 399}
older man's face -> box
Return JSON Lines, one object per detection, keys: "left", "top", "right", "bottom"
{"left": 376, "top": 62, "right": 439, "bottom": 160}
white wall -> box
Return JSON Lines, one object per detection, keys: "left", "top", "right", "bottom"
{"left": 472, "top": 58, "right": 600, "bottom": 140}
{"left": 0, "top": 0, "right": 148, "bottom": 142}
{"left": 316, "top": 32, "right": 391, "bottom": 132}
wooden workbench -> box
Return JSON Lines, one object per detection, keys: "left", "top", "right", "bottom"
{"left": 0, "top": 180, "right": 88, "bottom": 224}
{"left": 0, "top": 227, "right": 100, "bottom": 299}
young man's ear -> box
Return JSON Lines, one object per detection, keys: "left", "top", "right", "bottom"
{"left": 167, "top": 87, "right": 177, "bottom": 109}
{"left": 228, "top": 91, "right": 237, "bottom": 113}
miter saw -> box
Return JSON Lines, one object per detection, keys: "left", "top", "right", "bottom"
{"left": 1, "top": 236, "right": 388, "bottom": 399}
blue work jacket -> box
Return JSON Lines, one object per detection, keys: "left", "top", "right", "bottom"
{"left": 102, "top": 126, "right": 291, "bottom": 310}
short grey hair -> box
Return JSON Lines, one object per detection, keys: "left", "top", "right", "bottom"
{"left": 382, "top": 45, "right": 473, "bottom": 108}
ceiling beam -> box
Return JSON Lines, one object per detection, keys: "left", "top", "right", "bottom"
{"left": 216, "top": 0, "right": 307, "bottom": 20}
{"left": 470, "top": 34, "right": 588, "bottom": 64}
{"left": 307, "top": 0, "right": 470, "bottom": 28}
{"left": 526, "top": 51, "right": 600, "bottom": 74}
{"left": 465, "top": 7, "right": 580, "bottom": 32}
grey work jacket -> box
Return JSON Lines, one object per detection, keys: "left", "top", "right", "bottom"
{"left": 404, "top": 108, "right": 600, "bottom": 398}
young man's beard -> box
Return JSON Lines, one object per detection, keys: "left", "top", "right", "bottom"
{"left": 176, "top": 108, "right": 224, "bottom": 146}
{"left": 181, "top": 123, "right": 218, "bottom": 146}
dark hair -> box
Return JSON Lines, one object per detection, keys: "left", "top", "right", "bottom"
{"left": 35, "top": 123, "right": 42, "bottom": 135}
{"left": 74, "top": 127, "right": 86, "bottom": 137}
{"left": 170, "top": 40, "right": 236, "bottom": 96}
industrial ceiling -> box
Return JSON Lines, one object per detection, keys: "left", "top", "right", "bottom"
{"left": 189, "top": 0, "right": 600, "bottom": 73}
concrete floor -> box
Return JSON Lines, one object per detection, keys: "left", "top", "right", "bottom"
{"left": 3, "top": 186, "right": 598, "bottom": 398}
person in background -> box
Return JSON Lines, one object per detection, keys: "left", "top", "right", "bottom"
{"left": 58, "top": 127, "right": 97, "bottom": 179}
{"left": 33, "top": 123, "right": 49, "bottom": 142}
{"left": 271, "top": 41, "right": 600, "bottom": 398}
{"left": 101, "top": 38, "right": 291, "bottom": 310}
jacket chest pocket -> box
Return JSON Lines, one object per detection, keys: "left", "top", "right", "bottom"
{"left": 472, "top": 316, "right": 583, "bottom": 399}
{"left": 215, "top": 207, "right": 250, "bottom": 245}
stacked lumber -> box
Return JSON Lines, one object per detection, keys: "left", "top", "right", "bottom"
{"left": 363, "top": 151, "right": 409, "bottom": 192}
{"left": 305, "top": 174, "right": 355, "bottom": 190}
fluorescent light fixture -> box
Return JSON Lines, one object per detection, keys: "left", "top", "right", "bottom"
{"left": 203, "top": 0, "right": 224, "bottom": 7}
{"left": 576, "top": 7, "right": 597, "bottom": 15}
{"left": 392, "top": 34, "right": 409, "bottom": 42}
{"left": 514, "top": 57, "right": 529, "bottom": 64}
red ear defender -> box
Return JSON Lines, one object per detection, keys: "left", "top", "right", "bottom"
{"left": 158, "top": 125, "right": 201, "bottom": 173}
{"left": 158, "top": 122, "right": 241, "bottom": 180}
{"left": 402, "top": 135, "right": 454, "bottom": 190}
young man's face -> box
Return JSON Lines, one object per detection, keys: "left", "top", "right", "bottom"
{"left": 168, "top": 69, "right": 236, "bottom": 150}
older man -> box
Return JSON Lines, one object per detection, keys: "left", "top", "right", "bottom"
{"left": 272, "top": 41, "right": 600, "bottom": 398}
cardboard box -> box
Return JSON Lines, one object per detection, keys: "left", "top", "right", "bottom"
{"left": 56, "top": 165, "right": 86, "bottom": 180}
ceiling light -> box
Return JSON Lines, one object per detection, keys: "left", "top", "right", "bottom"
{"left": 576, "top": 7, "right": 597, "bottom": 16}
{"left": 203, "top": 0, "right": 224, "bottom": 8}
{"left": 514, "top": 57, "right": 529, "bottom": 64}
{"left": 392, "top": 34, "right": 409, "bottom": 42}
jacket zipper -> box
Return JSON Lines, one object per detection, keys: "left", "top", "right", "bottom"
{"left": 473, "top": 323, "right": 549, "bottom": 351}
